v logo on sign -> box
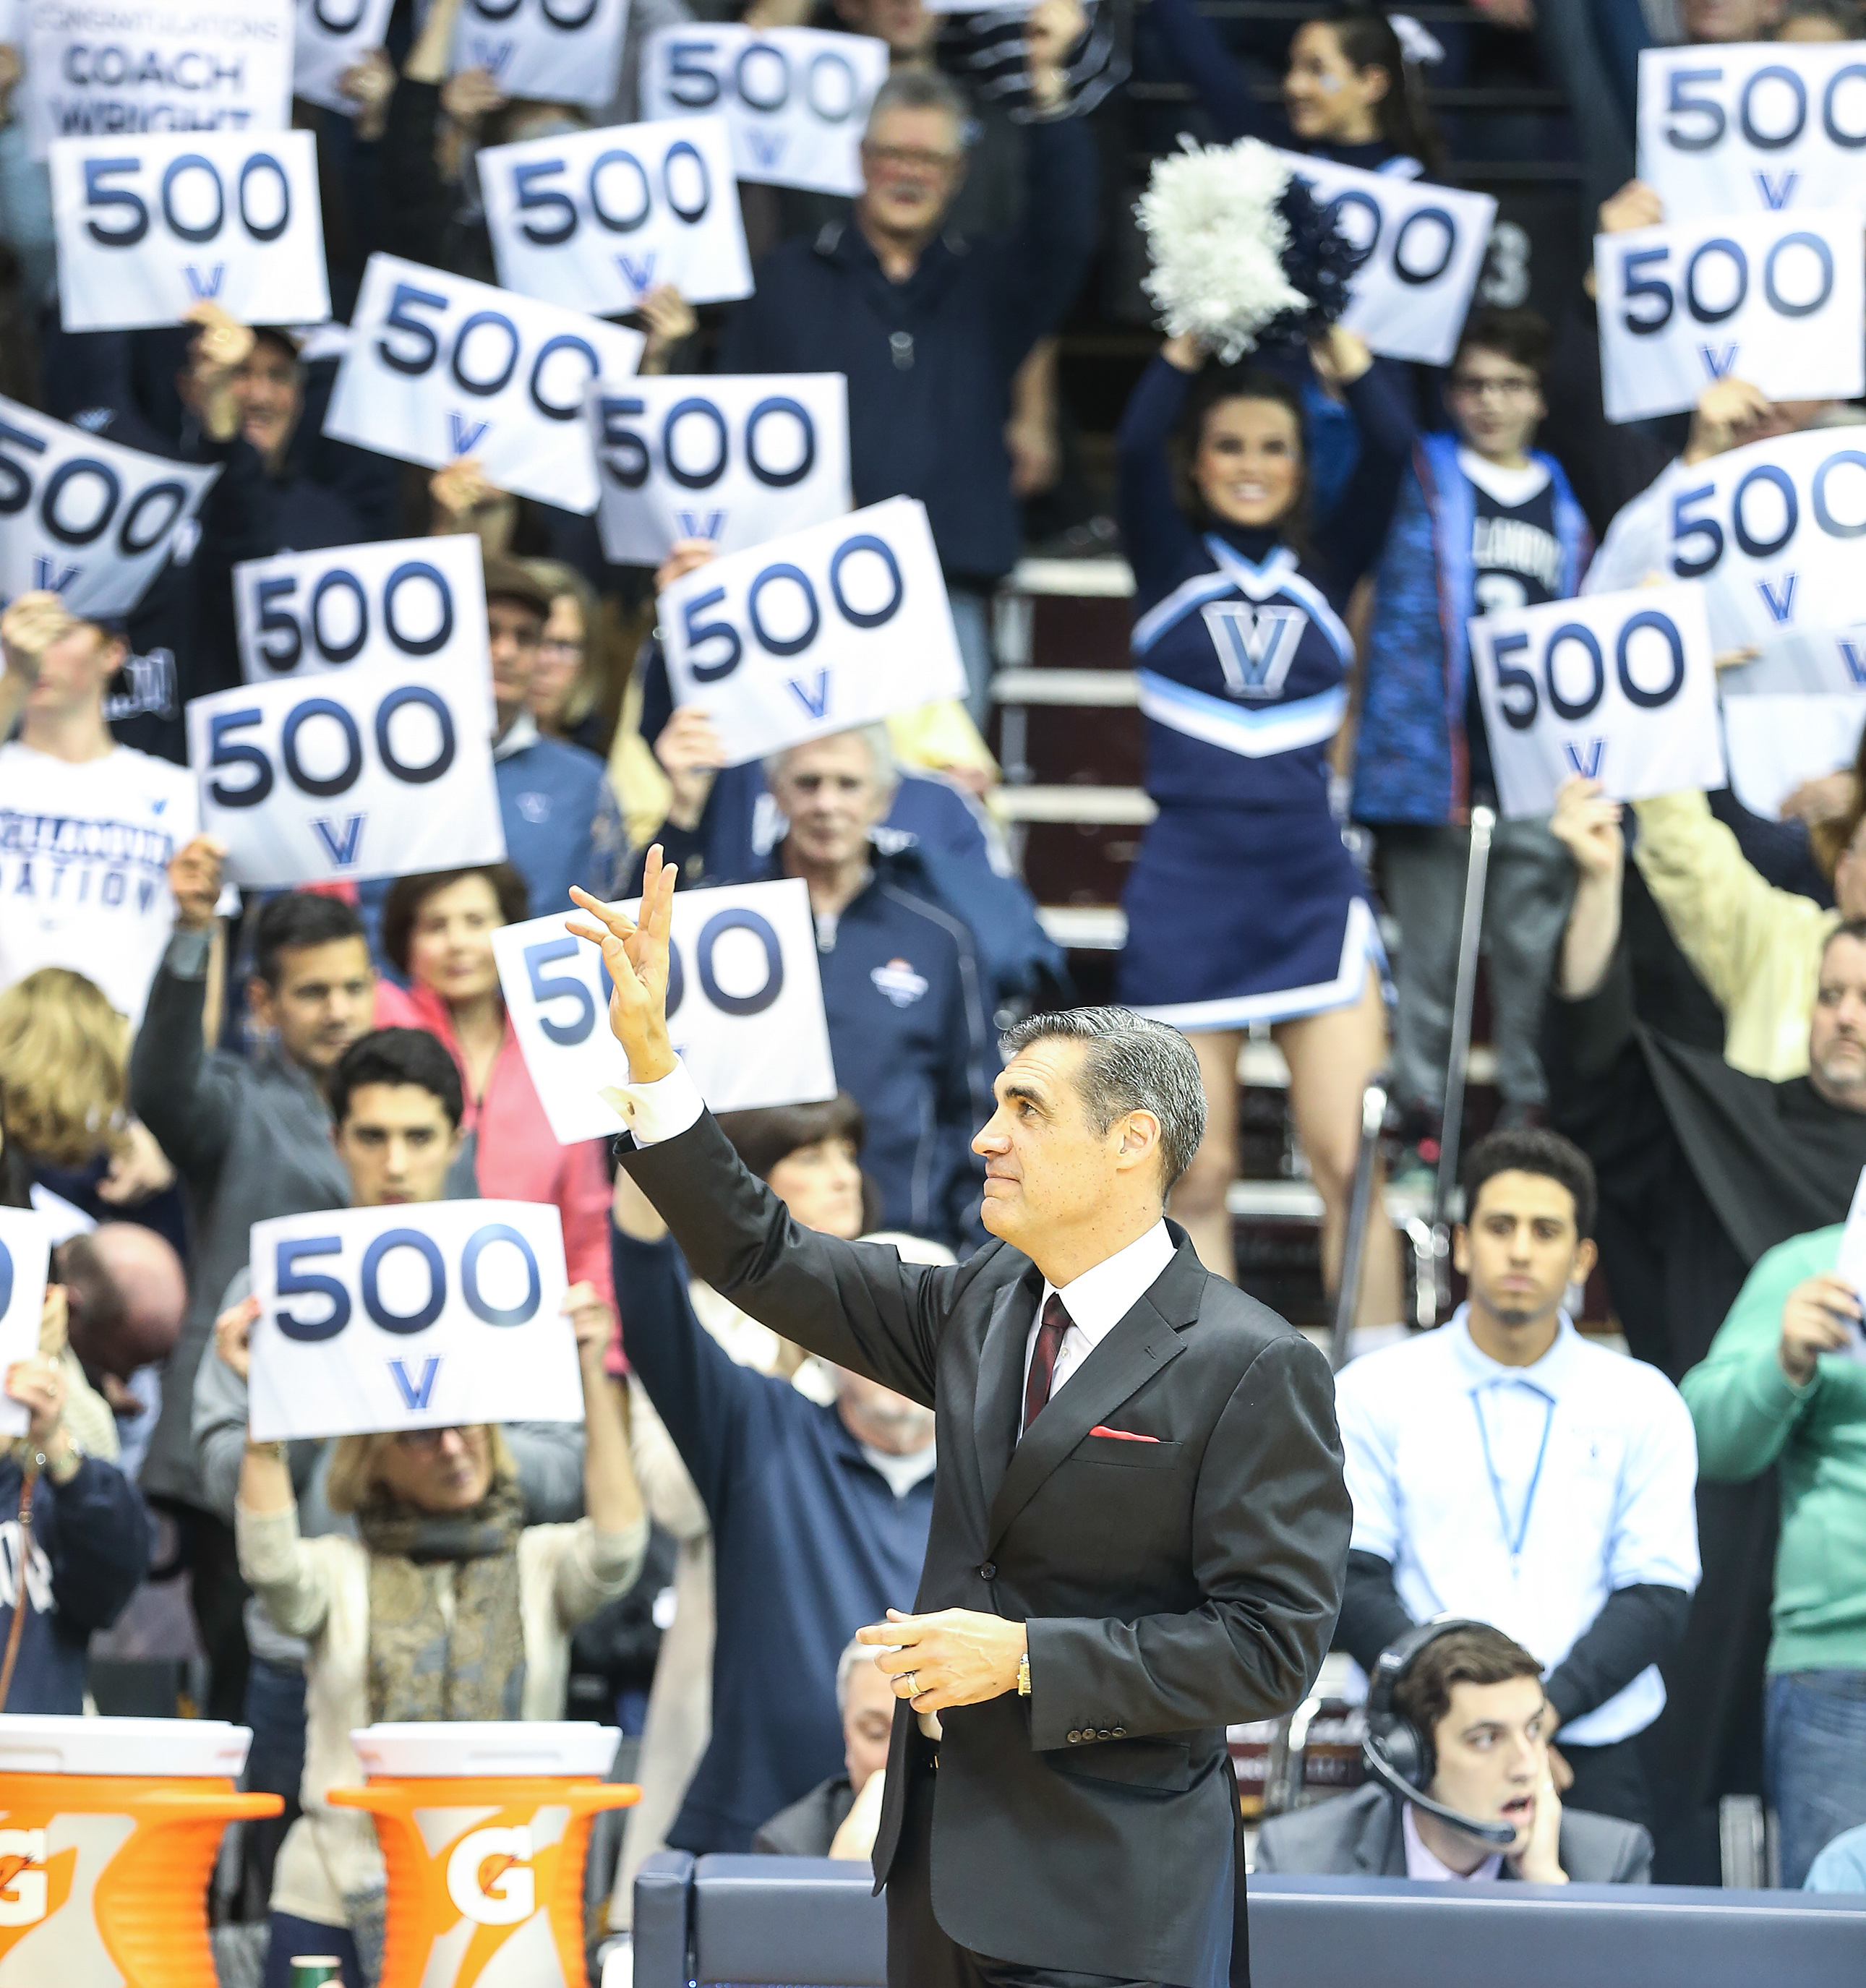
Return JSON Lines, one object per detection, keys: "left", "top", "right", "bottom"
{"left": 787, "top": 670, "right": 830, "bottom": 720}
{"left": 747, "top": 129, "right": 788, "bottom": 169}
{"left": 312, "top": 814, "right": 366, "bottom": 867}
{"left": 1755, "top": 168, "right": 1800, "bottom": 210}
{"left": 1840, "top": 640, "right": 1866, "bottom": 686}
{"left": 388, "top": 1357, "right": 441, "bottom": 1411}
{"left": 617, "top": 252, "right": 658, "bottom": 296}
{"left": 675, "top": 508, "right": 726, "bottom": 540}
{"left": 1562, "top": 737, "right": 1606, "bottom": 779}
{"left": 33, "top": 557, "right": 80, "bottom": 593}
{"left": 183, "top": 265, "right": 226, "bottom": 301}
{"left": 1758, "top": 573, "right": 1799, "bottom": 624}
{"left": 1200, "top": 601, "right": 1309, "bottom": 698}
{"left": 1698, "top": 343, "right": 1739, "bottom": 380}
{"left": 468, "top": 36, "right": 515, "bottom": 79}
{"left": 448, "top": 411, "right": 491, "bottom": 455}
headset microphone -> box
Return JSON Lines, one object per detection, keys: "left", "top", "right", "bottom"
{"left": 1360, "top": 1619, "right": 1525, "bottom": 1853}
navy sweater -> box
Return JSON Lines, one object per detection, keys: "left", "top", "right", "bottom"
{"left": 715, "top": 113, "right": 1098, "bottom": 582}
{"left": 0, "top": 1455, "right": 150, "bottom": 1714}
{"left": 613, "top": 1225, "right": 934, "bottom": 1852}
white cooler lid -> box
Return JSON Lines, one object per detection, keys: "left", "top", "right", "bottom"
{"left": 348, "top": 1722, "right": 620, "bottom": 1779}
{"left": 0, "top": 1715, "right": 252, "bottom": 1778}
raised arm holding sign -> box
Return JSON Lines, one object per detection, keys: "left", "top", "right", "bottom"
{"left": 294, "top": 0, "right": 398, "bottom": 115}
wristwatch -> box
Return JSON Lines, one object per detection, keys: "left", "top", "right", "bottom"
{"left": 1017, "top": 1653, "right": 1032, "bottom": 1697}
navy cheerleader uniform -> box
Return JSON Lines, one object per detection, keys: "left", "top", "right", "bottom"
{"left": 1115, "top": 354, "right": 1410, "bottom": 1027}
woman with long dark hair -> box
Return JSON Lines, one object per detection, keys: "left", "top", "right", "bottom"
{"left": 1116, "top": 324, "right": 1410, "bottom": 1320}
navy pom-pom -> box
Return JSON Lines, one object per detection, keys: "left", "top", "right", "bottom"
{"left": 1252, "top": 174, "right": 1361, "bottom": 352}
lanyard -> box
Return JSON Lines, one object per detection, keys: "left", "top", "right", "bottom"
{"left": 1470, "top": 1384, "right": 1554, "bottom": 1570}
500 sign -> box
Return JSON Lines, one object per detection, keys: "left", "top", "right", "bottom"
{"left": 452, "top": 0, "right": 632, "bottom": 112}
{"left": 187, "top": 661, "right": 507, "bottom": 887}
{"left": 1470, "top": 582, "right": 1726, "bottom": 816}
{"left": 481, "top": 115, "right": 752, "bottom": 314}
{"left": 591, "top": 372, "right": 849, "bottom": 563}
{"left": 492, "top": 881, "right": 836, "bottom": 1143}
{"left": 49, "top": 129, "right": 329, "bottom": 331}
{"left": 294, "top": 0, "right": 398, "bottom": 116}
{"left": 0, "top": 393, "right": 221, "bottom": 617}
{"left": 247, "top": 1201, "right": 583, "bottom": 1441}
{"left": 324, "top": 252, "right": 644, "bottom": 513}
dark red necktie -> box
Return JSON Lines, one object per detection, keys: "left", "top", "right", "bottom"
{"left": 1023, "top": 1293, "right": 1071, "bottom": 1435}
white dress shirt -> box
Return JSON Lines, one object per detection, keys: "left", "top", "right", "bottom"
{"left": 1403, "top": 1804, "right": 1502, "bottom": 1882}
{"left": 1026, "top": 1222, "right": 1176, "bottom": 1426}
{"left": 1335, "top": 1306, "right": 1700, "bottom": 1747}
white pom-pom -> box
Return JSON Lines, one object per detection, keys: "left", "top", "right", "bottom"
{"left": 1136, "top": 136, "right": 1304, "bottom": 363}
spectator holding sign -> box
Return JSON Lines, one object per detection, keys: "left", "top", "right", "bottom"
{"left": 1679, "top": 1225, "right": 1866, "bottom": 1886}
{"left": 132, "top": 885, "right": 377, "bottom": 1718}
{"left": 716, "top": 42, "right": 1098, "bottom": 719}
{"left": 1113, "top": 326, "right": 1409, "bottom": 1314}
{"left": 1354, "top": 308, "right": 1591, "bottom": 1171}
{"left": 234, "top": 1273, "right": 646, "bottom": 1987}
{"left": 376, "top": 864, "right": 617, "bottom": 1312}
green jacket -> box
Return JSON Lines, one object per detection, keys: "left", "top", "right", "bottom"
{"left": 1681, "top": 1226, "right": 1866, "bottom": 1674}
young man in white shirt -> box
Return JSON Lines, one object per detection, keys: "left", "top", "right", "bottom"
{"left": 0, "top": 590, "right": 223, "bottom": 1026}
{"left": 1332, "top": 1128, "right": 1701, "bottom": 1831}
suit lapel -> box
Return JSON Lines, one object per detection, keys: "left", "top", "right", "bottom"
{"left": 982, "top": 1239, "right": 1204, "bottom": 1556}
{"left": 972, "top": 1267, "right": 1041, "bottom": 1516}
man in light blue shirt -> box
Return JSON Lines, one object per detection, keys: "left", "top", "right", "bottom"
{"left": 1333, "top": 1128, "right": 1700, "bottom": 1831}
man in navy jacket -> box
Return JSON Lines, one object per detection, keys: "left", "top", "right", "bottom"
{"left": 716, "top": 41, "right": 1098, "bottom": 714}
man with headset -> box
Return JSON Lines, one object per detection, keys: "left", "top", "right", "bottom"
{"left": 1255, "top": 1619, "right": 1652, "bottom": 1882}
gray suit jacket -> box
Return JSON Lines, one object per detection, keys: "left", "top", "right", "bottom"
{"left": 1254, "top": 1783, "right": 1653, "bottom": 1885}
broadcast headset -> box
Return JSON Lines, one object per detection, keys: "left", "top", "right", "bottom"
{"left": 1359, "top": 1617, "right": 1522, "bottom": 1848}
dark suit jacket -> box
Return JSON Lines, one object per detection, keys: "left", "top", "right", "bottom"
{"left": 1253, "top": 1783, "right": 1654, "bottom": 1885}
{"left": 753, "top": 1775, "right": 858, "bottom": 1858}
{"left": 622, "top": 1111, "right": 1352, "bottom": 1987}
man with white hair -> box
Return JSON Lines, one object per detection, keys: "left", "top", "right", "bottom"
{"left": 754, "top": 1636, "right": 902, "bottom": 1859}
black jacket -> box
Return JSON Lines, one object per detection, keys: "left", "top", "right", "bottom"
{"left": 622, "top": 1112, "right": 1351, "bottom": 1987}
{"left": 715, "top": 112, "right": 1098, "bottom": 583}
{"left": 752, "top": 1773, "right": 857, "bottom": 1858}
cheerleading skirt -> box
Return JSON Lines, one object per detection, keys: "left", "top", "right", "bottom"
{"left": 1116, "top": 801, "right": 1382, "bottom": 1029}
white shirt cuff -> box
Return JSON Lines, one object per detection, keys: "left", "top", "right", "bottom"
{"left": 600, "top": 1059, "right": 705, "bottom": 1145}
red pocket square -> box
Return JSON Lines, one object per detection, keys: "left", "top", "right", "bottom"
{"left": 1089, "top": 1425, "right": 1160, "bottom": 1442}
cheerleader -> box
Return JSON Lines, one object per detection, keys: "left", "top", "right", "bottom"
{"left": 1116, "top": 325, "right": 1408, "bottom": 1319}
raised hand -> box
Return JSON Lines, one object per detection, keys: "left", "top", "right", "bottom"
{"left": 565, "top": 846, "right": 680, "bottom": 1084}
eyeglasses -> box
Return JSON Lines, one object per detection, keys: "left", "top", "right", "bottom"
{"left": 860, "top": 143, "right": 962, "bottom": 173}
{"left": 1448, "top": 374, "right": 1539, "bottom": 402}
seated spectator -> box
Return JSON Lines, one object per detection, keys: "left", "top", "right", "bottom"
{"left": 57, "top": 1223, "right": 187, "bottom": 1475}
{"left": 1679, "top": 1225, "right": 1866, "bottom": 1888}
{"left": 1353, "top": 309, "right": 1588, "bottom": 1165}
{"left": 376, "top": 865, "right": 615, "bottom": 1310}
{"left": 132, "top": 883, "right": 379, "bottom": 1718}
{"left": 482, "top": 558, "right": 628, "bottom": 917}
{"left": 0, "top": 592, "right": 228, "bottom": 1029}
{"left": 199, "top": 1027, "right": 586, "bottom": 1916}
{"left": 1544, "top": 774, "right": 1866, "bottom": 1880}
{"left": 234, "top": 1288, "right": 645, "bottom": 1988}
{"left": 0, "top": 1309, "right": 150, "bottom": 1714}
{"left": 716, "top": 45, "right": 1098, "bottom": 719}
{"left": 1254, "top": 1623, "right": 1653, "bottom": 1883}
{"left": 609, "top": 1160, "right": 937, "bottom": 1855}
{"left": 1334, "top": 1128, "right": 1699, "bottom": 1829}
{"left": 753, "top": 1638, "right": 897, "bottom": 1859}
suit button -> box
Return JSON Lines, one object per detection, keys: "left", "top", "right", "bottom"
{"left": 1113, "top": 1727, "right": 1126, "bottom": 1738}
{"left": 1098, "top": 1728, "right": 1113, "bottom": 1741}
{"left": 1067, "top": 1730, "right": 1082, "bottom": 1743}
{"left": 979, "top": 1562, "right": 996, "bottom": 1580}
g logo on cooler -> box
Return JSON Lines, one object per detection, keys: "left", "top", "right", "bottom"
{"left": 445, "top": 1825, "right": 536, "bottom": 1926}
{"left": 0, "top": 1831, "right": 48, "bottom": 1928}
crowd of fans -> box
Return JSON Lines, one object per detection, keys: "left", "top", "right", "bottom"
{"left": 3, "top": 0, "right": 1866, "bottom": 1979}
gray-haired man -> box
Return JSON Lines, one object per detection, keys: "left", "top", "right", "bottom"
{"left": 570, "top": 854, "right": 1351, "bottom": 1988}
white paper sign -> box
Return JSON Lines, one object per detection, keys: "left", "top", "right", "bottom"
{"left": 1275, "top": 149, "right": 1497, "bottom": 367}
{"left": 1661, "top": 429, "right": 1866, "bottom": 657}
{"left": 293, "top": 0, "right": 397, "bottom": 116}
{"left": 492, "top": 878, "right": 836, "bottom": 1144}
{"left": 591, "top": 372, "right": 850, "bottom": 565}
{"left": 186, "top": 658, "right": 507, "bottom": 886}
{"left": 0, "top": 393, "right": 221, "bottom": 615}
{"left": 25, "top": 0, "right": 295, "bottom": 162}
{"left": 450, "top": 0, "right": 630, "bottom": 111}
{"left": 247, "top": 1201, "right": 582, "bottom": 1441}
{"left": 659, "top": 496, "right": 966, "bottom": 766}
{"left": 641, "top": 25, "right": 886, "bottom": 197}
{"left": 1721, "top": 690, "right": 1866, "bottom": 820}
{"left": 50, "top": 129, "right": 329, "bottom": 333}
{"left": 0, "top": 1207, "right": 51, "bottom": 1440}
{"left": 1469, "top": 582, "right": 1726, "bottom": 817}
{"left": 1594, "top": 209, "right": 1864, "bottom": 424}
{"left": 480, "top": 116, "right": 750, "bottom": 315}
{"left": 324, "top": 252, "right": 643, "bottom": 514}
{"left": 1638, "top": 42, "right": 1866, "bottom": 221}
{"left": 233, "top": 534, "right": 492, "bottom": 714}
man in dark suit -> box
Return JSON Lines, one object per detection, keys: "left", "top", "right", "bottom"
{"left": 568, "top": 857, "right": 1352, "bottom": 1988}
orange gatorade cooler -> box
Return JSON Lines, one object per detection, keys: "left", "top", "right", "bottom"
{"left": 0, "top": 1714, "right": 282, "bottom": 1988}
{"left": 330, "top": 1721, "right": 638, "bottom": 1988}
